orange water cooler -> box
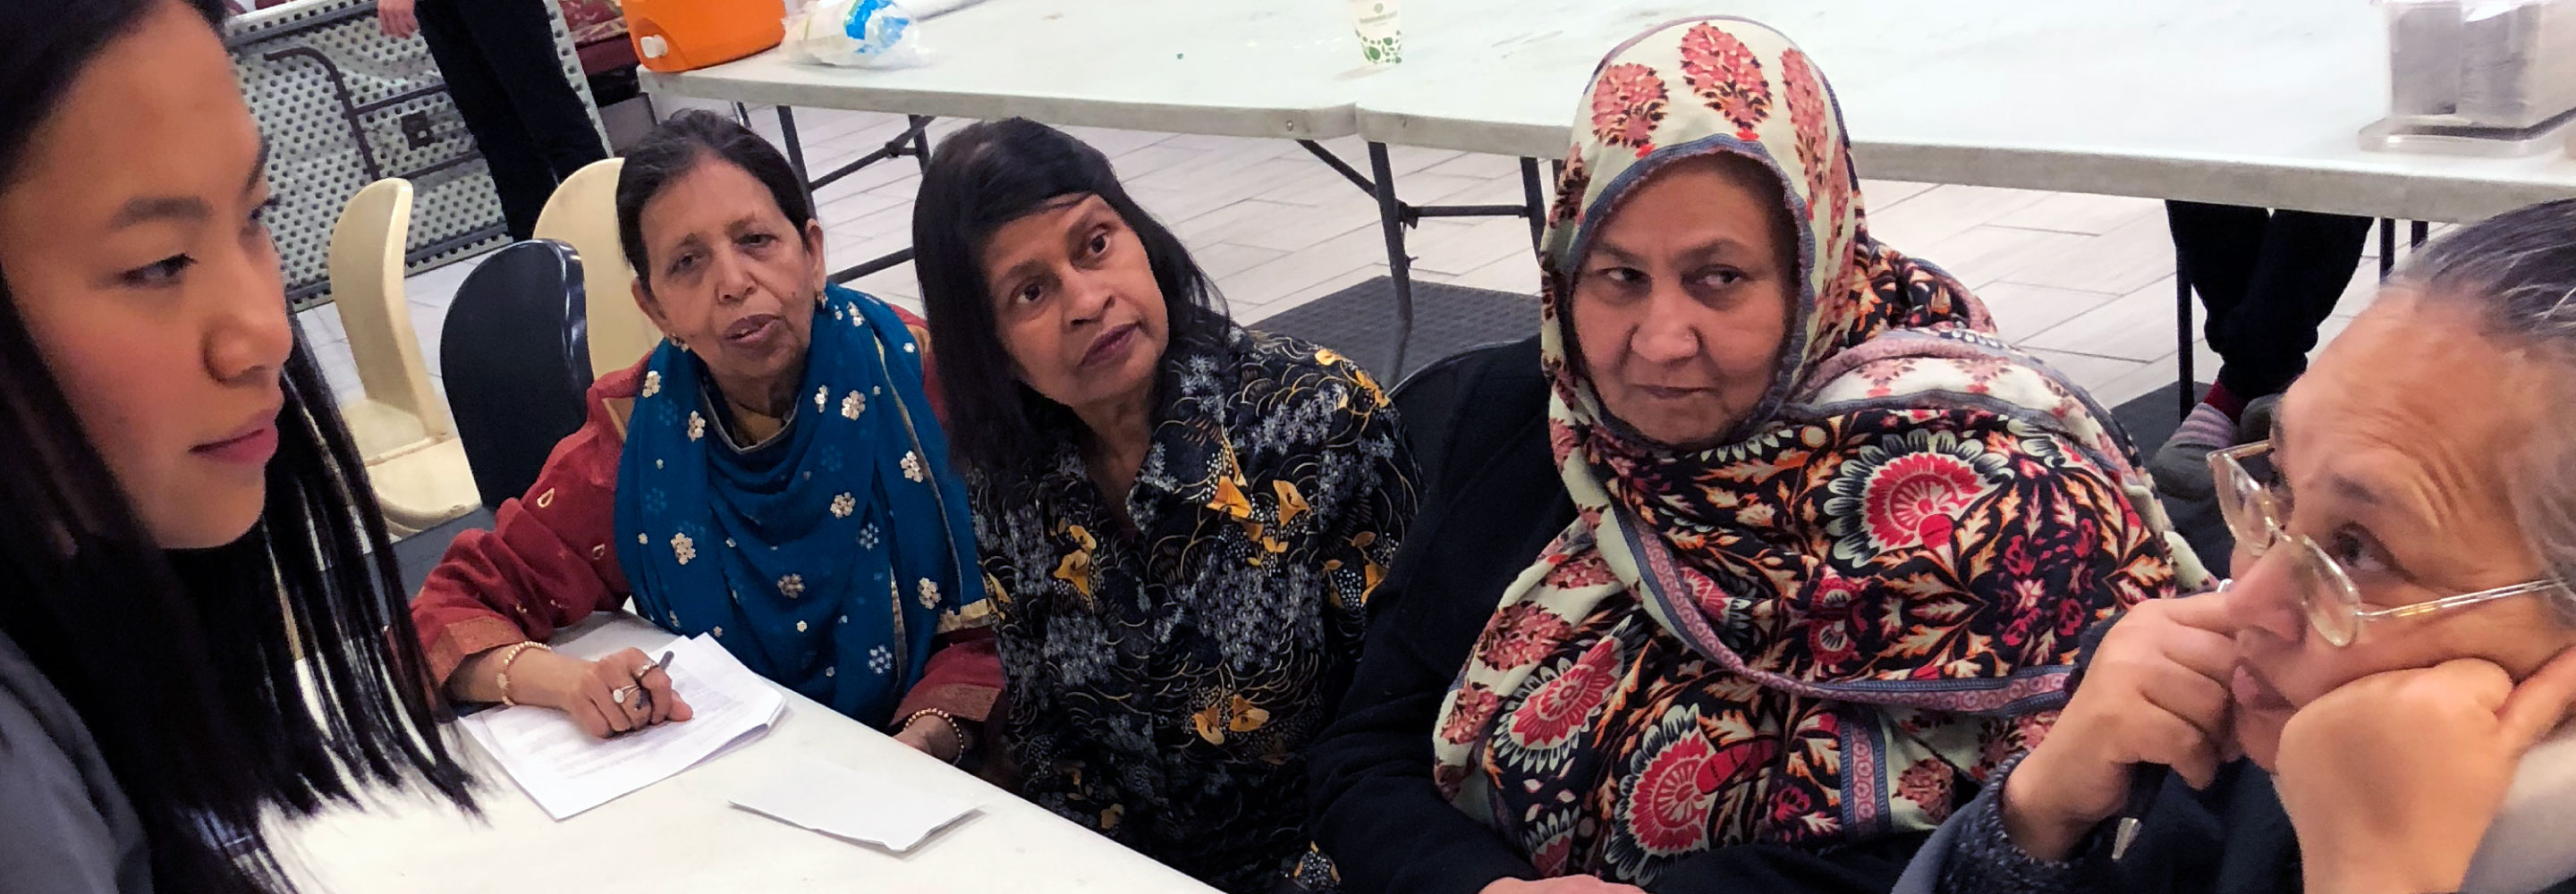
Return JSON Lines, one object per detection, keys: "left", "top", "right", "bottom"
{"left": 625, "top": 0, "right": 786, "bottom": 73}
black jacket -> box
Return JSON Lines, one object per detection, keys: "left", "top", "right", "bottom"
{"left": 1305, "top": 336, "right": 1925, "bottom": 894}
{"left": 1903, "top": 614, "right": 2576, "bottom": 894}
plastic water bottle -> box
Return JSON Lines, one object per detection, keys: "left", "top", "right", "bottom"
{"left": 842, "top": 0, "right": 919, "bottom": 63}
{"left": 784, "top": 0, "right": 928, "bottom": 69}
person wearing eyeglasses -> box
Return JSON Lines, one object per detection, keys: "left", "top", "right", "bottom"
{"left": 1897, "top": 198, "right": 2576, "bottom": 894}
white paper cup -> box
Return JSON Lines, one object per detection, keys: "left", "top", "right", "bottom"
{"left": 1349, "top": 0, "right": 1402, "bottom": 65}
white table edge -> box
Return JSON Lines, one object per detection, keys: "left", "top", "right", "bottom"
{"left": 644, "top": 71, "right": 1363, "bottom": 143}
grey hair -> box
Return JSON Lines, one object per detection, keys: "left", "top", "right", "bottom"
{"left": 2393, "top": 198, "right": 2576, "bottom": 617}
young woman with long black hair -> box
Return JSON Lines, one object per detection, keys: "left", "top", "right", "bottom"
{"left": 0, "top": 0, "right": 475, "bottom": 890}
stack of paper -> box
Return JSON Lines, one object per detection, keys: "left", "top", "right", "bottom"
{"left": 730, "top": 755, "right": 982, "bottom": 853}
{"left": 460, "top": 633, "right": 785, "bottom": 820}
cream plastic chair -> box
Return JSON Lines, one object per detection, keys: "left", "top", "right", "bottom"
{"left": 535, "top": 157, "right": 662, "bottom": 378}
{"left": 328, "top": 178, "right": 478, "bottom": 536}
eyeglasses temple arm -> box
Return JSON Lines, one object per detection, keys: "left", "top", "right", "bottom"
{"left": 2360, "top": 580, "right": 2570, "bottom": 622}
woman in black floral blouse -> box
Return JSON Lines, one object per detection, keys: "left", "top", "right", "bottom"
{"left": 911, "top": 118, "right": 1418, "bottom": 892}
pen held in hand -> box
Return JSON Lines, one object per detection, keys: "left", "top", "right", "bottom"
{"left": 623, "top": 649, "right": 679, "bottom": 720}
{"left": 2111, "top": 762, "right": 2166, "bottom": 861}
{"left": 640, "top": 649, "right": 678, "bottom": 713}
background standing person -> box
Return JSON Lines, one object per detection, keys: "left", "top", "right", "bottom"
{"left": 377, "top": 0, "right": 609, "bottom": 240}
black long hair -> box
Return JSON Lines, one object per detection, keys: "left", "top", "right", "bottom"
{"left": 0, "top": 1, "right": 474, "bottom": 891}
{"left": 911, "top": 118, "right": 1228, "bottom": 482}
{"left": 614, "top": 109, "right": 818, "bottom": 291}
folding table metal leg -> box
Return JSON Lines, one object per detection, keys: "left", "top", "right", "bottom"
{"left": 1368, "top": 142, "right": 1416, "bottom": 377}
{"left": 2378, "top": 218, "right": 2397, "bottom": 281}
{"left": 2177, "top": 271, "right": 2196, "bottom": 420}
{"left": 2411, "top": 219, "right": 2428, "bottom": 249}
{"left": 1520, "top": 157, "right": 1546, "bottom": 250}
{"left": 772, "top": 110, "right": 938, "bottom": 285}
{"left": 1295, "top": 139, "right": 1543, "bottom": 375}
{"left": 776, "top": 106, "right": 815, "bottom": 213}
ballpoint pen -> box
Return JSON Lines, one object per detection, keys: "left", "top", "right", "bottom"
{"left": 617, "top": 649, "right": 679, "bottom": 716}
{"left": 2111, "top": 763, "right": 2166, "bottom": 861}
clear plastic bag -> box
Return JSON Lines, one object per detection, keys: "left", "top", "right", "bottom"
{"left": 784, "top": 0, "right": 929, "bottom": 69}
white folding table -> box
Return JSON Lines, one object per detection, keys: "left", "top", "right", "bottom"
{"left": 644, "top": 0, "right": 2576, "bottom": 387}
{"left": 274, "top": 613, "right": 1218, "bottom": 894}
{"left": 1352, "top": 0, "right": 2576, "bottom": 403}
{"left": 642, "top": 0, "right": 1421, "bottom": 283}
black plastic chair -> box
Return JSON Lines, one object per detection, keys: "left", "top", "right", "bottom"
{"left": 440, "top": 240, "right": 594, "bottom": 510}
{"left": 1389, "top": 337, "right": 1536, "bottom": 491}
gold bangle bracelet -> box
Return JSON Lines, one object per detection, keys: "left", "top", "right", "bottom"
{"left": 493, "top": 641, "right": 551, "bottom": 707}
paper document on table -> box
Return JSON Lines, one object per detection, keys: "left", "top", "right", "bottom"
{"left": 460, "top": 634, "right": 785, "bottom": 820}
{"left": 731, "top": 754, "right": 981, "bottom": 853}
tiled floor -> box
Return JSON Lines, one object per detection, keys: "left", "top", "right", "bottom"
{"left": 304, "top": 105, "right": 2413, "bottom": 424}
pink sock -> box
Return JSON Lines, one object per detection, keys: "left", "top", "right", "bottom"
{"left": 2203, "top": 382, "right": 2247, "bottom": 423}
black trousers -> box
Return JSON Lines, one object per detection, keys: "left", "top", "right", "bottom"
{"left": 2165, "top": 202, "right": 2375, "bottom": 401}
{"left": 417, "top": 0, "right": 608, "bottom": 240}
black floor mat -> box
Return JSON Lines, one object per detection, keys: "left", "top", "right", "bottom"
{"left": 1248, "top": 276, "right": 1538, "bottom": 381}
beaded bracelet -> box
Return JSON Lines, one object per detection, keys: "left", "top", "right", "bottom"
{"left": 493, "top": 641, "right": 552, "bottom": 707}
{"left": 899, "top": 707, "right": 974, "bottom": 763}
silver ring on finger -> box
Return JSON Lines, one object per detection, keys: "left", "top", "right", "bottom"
{"left": 611, "top": 685, "right": 638, "bottom": 706}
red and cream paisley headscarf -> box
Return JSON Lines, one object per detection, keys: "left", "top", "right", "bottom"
{"left": 1428, "top": 18, "right": 2206, "bottom": 883}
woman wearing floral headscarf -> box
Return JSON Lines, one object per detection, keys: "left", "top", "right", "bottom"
{"left": 1307, "top": 17, "right": 2202, "bottom": 894}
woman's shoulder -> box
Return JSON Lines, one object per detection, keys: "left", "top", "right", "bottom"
{"left": 1232, "top": 328, "right": 1392, "bottom": 397}
{"left": 0, "top": 633, "right": 106, "bottom": 766}
{"left": 0, "top": 633, "right": 150, "bottom": 893}
{"left": 1197, "top": 328, "right": 1391, "bottom": 434}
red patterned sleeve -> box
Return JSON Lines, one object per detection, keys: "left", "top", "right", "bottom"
{"left": 895, "top": 628, "right": 1002, "bottom": 724}
{"left": 409, "top": 365, "right": 646, "bottom": 686}
{"left": 882, "top": 302, "right": 1000, "bottom": 722}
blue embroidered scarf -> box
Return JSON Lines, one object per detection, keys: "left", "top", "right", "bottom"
{"left": 614, "top": 285, "right": 983, "bottom": 727}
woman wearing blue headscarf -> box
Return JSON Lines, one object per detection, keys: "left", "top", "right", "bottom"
{"left": 410, "top": 112, "right": 995, "bottom": 763}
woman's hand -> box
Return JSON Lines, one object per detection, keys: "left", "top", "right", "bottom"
{"left": 2276, "top": 653, "right": 2576, "bottom": 894}
{"left": 894, "top": 714, "right": 963, "bottom": 763}
{"left": 2000, "top": 593, "right": 2239, "bottom": 861}
{"left": 375, "top": 0, "right": 418, "bottom": 38}
{"left": 1478, "top": 878, "right": 1646, "bottom": 894}
{"left": 508, "top": 647, "right": 695, "bottom": 738}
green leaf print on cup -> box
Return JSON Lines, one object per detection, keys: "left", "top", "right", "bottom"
{"left": 1349, "top": 0, "right": 1402, "bottom": 66}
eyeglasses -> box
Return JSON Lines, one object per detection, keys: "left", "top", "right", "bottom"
{"left": 2207, "top": 441, "right": 2565, "bottom": 647}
